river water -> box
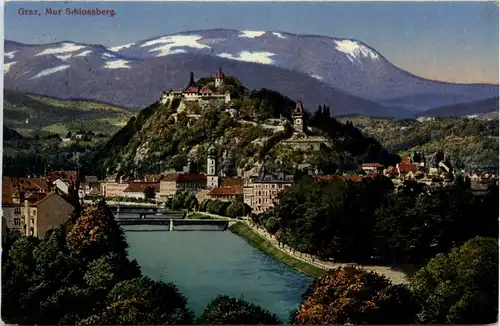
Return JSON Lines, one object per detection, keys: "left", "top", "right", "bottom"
{"left": 123, "top": 225, "right": 312, "bottom": 321}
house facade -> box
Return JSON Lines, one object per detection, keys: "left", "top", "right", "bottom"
{"left": 23, "top": 192, "right": 74, "bottom": 239}
{"left": 2, "top": 177, "right": 51, "bottom": 236}
{"left": 247, "top": 168, "right": 294, "bottom": 215}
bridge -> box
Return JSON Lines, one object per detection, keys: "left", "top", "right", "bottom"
{"left": 116, "top": 218, "right": 233, "bottom": 231}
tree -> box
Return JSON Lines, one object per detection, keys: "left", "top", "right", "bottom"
{"left": 66, "top": 201, "right": 128, "bottom": 262}
{"left": 293, "top": 266, "right": 419, "bottom": 325}
{"left": 143, "top": 186, "right": 156, "bottom": 200}
{"left": 410, "top": 236, "right": 499, "bottom": 324}
{"left": 79, "top": 277, "right": 194, "bottom": 325}
{"left": 198, "top": 295, "right": 282, "bottom": 325}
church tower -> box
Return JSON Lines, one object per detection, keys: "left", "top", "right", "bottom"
{"left": 206, "top": 144, "right": 219, "bottom": 188}
{"left": 292, "top": 101, "right": 304, "bottom": 133}
{"left": 215, "top": 68, "right": 225, "bottom": 89}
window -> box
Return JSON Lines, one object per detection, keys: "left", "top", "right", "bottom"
{"left": 14, "top": 218, "right": 21, "bottom": 226}
{"left": 14, "top": 207, "right": 21, "bottom": 215}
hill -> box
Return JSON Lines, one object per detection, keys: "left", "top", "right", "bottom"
{"left": 418, "top": 97, "right": 499, "bottom": 118}
{"left": 85, "top": 77, "right": 397, "bottom": 178}
{"left": 339, "top": 116, "right": 499, "bottom": 169}
{"left": 5, "top": 30, "right": 498, "bottom": 115}
{"left": 3, "top": 90, "right": 134, "bottom": 136}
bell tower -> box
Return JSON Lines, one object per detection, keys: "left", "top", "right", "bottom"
{"left": 206, "top": 144, "right": 219, "bottom": 188}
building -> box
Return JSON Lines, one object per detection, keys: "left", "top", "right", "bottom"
{"left": 82, "top": 175, "right": 101, "bottom": 196}
{"left": 22, "top": 192, "right": 74, "bottom": 239}
{"left": 123, "top": 182, "right": 160, "bottom": 200}
{"left": 2, "top": 177, "right": 51, "bottom": 236}
{"left": 208, "top": 177, "right": 244, "bottom": 201}
{"left": 101, "top": 175, "right": 131, "bottom": 198}
{"left": 362, "top": 163, "right": 384, "bottom": 174}
{"left": 248, "top": 167, "right": 294, "bottom": 215}
{"left": 157, "top": 173, "right": 207, "bottom": 201}
{"left": 53, "top": 178, "right": 71, "bottom": 195}
{"left": 160, "top": 71, "right": 231, "bottom": 105}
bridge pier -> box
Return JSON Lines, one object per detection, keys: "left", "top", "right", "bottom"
{"left": 169, "top": 219, "right": 173, "bottom": 231}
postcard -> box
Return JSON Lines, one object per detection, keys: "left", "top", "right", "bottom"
{"left": 2, "top": 1, "right": 499, "bottom": 325}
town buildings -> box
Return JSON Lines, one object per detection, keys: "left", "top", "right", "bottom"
{"left": 2, "top": 176, "right": 73, "bottom": 239}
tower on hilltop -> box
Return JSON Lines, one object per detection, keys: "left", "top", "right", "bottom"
{"left": 206, "top": 144, "right": 219, "bottom": 188}
{"left": 292, "top": 101, "right": 304, "bottom": 133}
{"left": 215, "top": 68, "right": 225, "bottom": 89}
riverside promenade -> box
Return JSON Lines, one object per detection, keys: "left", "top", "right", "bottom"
{"left": 241, "top": 220, "right": 409, "bottom": 285}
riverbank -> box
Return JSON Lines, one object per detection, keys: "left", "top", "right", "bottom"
{"left": 242, "top": 221, "right": 410, "bottom": 285}
{"left": 229, "top": 222, "right": 325, "bottom": 278}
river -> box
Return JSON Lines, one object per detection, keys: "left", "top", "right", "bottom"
{"left": 123, "top": 225, "right": 312, "bottom": 321}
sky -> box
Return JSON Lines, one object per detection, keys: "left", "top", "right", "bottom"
{"left": 4, "top": 1, "right": 499, "bottom": 84}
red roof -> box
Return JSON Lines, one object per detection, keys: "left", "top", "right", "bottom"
{"left": 124, "top": 182, "right": 160, "bottom": 193}
{"left": 398, "top": 163, "right": 418, "bottom": 174}
{"left": 162, "top": 173, "right": 181, "bottom": 182}
{"left": 177, "top": 174, "right": 206, "bottom": 183}
{"left": 46, "top": 170, "right": 77, "bottom": 183}
{"left": 200, "top": 87, "right": 213, "bottom": 94}
{"left": 293, "top": 101, "right": 304, "bottom": 115}
{"left": 221, "top": 177, "right": 244, "bottom": 187}
{"left": 186, "top": 87, "right": 199, "bottom": 93}
{"left": 216, "top": 72, "right": 225, "bottom": 78}
{"left": 208, "top": 187, "right": 242, "bottom": 196}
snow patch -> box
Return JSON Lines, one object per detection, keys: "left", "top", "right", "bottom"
{"left": 76, "top": 50, "right": 92, "bottom": 57}
{"left": 54, "top": 54, "right": 72, "bottom": 61}
{"left": 101, "top": 52, "right": 117, "bottom": 59}
{"left": 104, "top": 59, "right": 131, "bottom": 69}
{"left": 140, "top": 35, "right": 209, "bottom": 56}
{"left": 311, "top": 74, "right": 323, "bottom": 80}
{"left": 4, "top": 61, "right": 16, "bottom": 73}
{"left": 272, "top": 32, "right": 287, "bottom": 39}
{"left": 217, "top": 51, "right": 275, "bottom": 64}
{"left": 238, "top": 31, "right": 266, "bottom": 39}
{"left": 30, "top": 65, "right": 71, "bottom": 79}
{"left": 109, "top": 43, "right": 135, "bottom": 52}
{"left": 36, "top": 43, "right": 86, "bottom": 56}
{"left": 5, "top": 51, "right": 19, "bottom": 59}
{"left": 334, "top": 40, "right": 379, "bottom": 63}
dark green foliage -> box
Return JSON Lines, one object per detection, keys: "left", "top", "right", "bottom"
{"left": 80, "top": 277, "right": 194, "bottom": 325}
{"left": 1, "top": 201, "right": 193, "bottom": 325}
{"left": 255, "top": 175, "right": 498, "bottom": 266}
{"left": 165, "top": 189, "right": 199, "bottom": 211}
{"left": 259, "top": 123, "right": 294, "bottom": 160}
{"left": 410, "top": 237, "right": 499, "bottom": 324}
{"left": 373, "top": 181, "right": 499, "bottom": 264}
{"left": 198, "top": 295, "right": 282, "bottom": 325}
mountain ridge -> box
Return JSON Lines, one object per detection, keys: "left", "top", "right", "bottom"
{"left": 5, "top": 29, "right": 498, "bottom": 116}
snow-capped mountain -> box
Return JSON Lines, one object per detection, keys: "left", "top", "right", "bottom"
{"left": 106, "top": 29, "right": 498, "bottom": 108}
{"left": 4, "top": 29, "right": 498, "bottom": 116}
